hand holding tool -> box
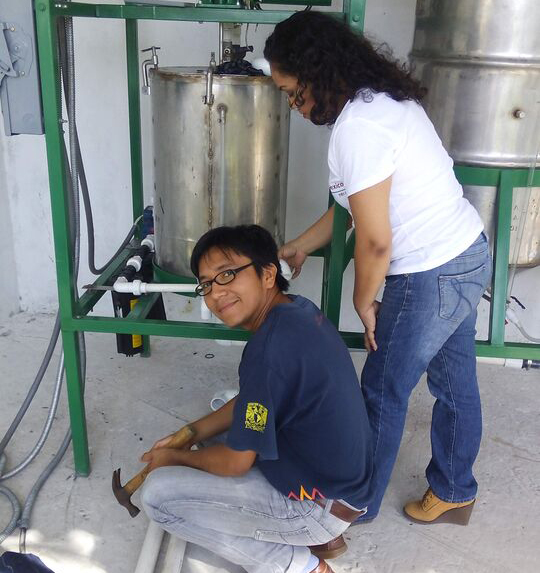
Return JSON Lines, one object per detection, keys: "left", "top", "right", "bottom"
{"left": 112, "top": 424, "right": 196, "bottom": 517}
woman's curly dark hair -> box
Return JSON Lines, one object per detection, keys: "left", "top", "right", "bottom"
{"left": 264, "top": 10, "right": 426, "bottom": 125}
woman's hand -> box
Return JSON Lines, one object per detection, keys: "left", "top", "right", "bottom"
{"left": 358, "top": 301, "right": 380, "bottom": 353}
{"left": 278, "top": 243, "right": 308, "bottom": 279}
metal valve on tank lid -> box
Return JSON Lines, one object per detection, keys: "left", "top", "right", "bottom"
{"left": 141, "top": 46, "right": 160, "bottom": 95}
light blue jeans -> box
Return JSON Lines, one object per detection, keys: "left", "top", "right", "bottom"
{"left": 141, "top": 465, "right": 351, "bottom": 573}
{"left": 359, "top": 232, "right": 492, "bottom": 520}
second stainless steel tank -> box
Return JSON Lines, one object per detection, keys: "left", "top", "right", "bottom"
{"left": 410, "top": 0, "right": 540, "bottom": 167}
{"left": 151, "top": 67, "right": 290, "bottom": 277}
{"left": 410, "top": 0, "right": 540, "bottom": 267}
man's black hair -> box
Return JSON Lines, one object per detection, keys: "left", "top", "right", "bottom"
{"left": 190, "top": 225, "right": 290, "bottom": 292}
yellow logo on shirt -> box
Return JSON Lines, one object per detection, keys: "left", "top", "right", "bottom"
{"left": 245, "top": 403, "right": 268, "bottom": 433}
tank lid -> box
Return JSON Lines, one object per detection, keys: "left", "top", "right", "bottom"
{"left": 153, "top": 66, "right": 273, "bottom": 84}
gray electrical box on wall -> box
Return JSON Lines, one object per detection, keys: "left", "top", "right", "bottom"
{"left": 0, "top": 0, "right": 44, "bottom": 135}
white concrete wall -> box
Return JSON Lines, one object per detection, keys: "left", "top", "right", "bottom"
{"left": 0, "top": 132, "right": 20, "bottom": 321}
{"left": 1, "top": 0, "right": 539, "bottom": 344}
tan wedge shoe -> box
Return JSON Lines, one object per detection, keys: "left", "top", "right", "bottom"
{"left": 403, "top": 488, "right": 475, "bottom": 525}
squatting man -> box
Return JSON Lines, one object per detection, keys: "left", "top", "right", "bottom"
{"left": 138, "top": 224, "right": 373, "bottom": 573}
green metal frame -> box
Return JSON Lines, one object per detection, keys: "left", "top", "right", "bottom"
{"left": 34, "top": 0, "right": 538, "bottom": 476}
{"left": 320, "top": 166, "right": 540, "bottom": 357}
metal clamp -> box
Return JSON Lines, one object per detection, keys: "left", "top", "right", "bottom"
{"left": 217, "top": 103, "right": 227, "bottom": 124}
{"left": 141, "top": 46, "right": 160, "bottom": 96}
{"left": 203, "top": 52, "right": 216, "bottom": 106}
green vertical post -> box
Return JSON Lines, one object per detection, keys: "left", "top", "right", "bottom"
{"left": 126, "top": 19, "right": 144, "bottom": 227}
{"left": 343, "top": 232, "right": 355, "bottom": 272}
{"left": 321, "top": 0, "right": 365, "bottom": 327}
{"left": 62, "top": 331, "right": 90, "bottom": 476}
{"left": 489, "top": 170, "right": 513, "bottom": 346}
{"left": 126, "top": 18, "right": 151, "bottom": 355}
{"left": 35, "top": 0, "right": 90, "bottom": 474}
{"left": 322, "top": 204, "right": 349, "bottom": 327}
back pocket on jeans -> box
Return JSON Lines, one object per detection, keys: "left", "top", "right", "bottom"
{"left": 439, "top": 263, "right": 488, "bottom": 322}
{"left": 255, "top": 526, "right": 318, "bottom": 545}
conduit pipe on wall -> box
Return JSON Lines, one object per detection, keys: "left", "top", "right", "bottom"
{"left": 477, "top": 357, "right": 539, "bottom": 369}
{"left": 505, "top": 307, "right": 540, "bottom": 344}
{"left": 476, "top": 357, "right": 527, "bottom": 369}
{"left": 482, "top": 292, "right": 540, "bottom": 345}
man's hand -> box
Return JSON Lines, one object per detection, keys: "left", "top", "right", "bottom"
{"left": 278, "top": 243, "right": 308, "bottom": 279}
{"left": 140, "top": 447, "right": 184, "bottom": 472}
{"left": 149, "top": 425, "right": 195, "bottom": 451}
{"left": 150, "top": 433, "right": 175, "bottom": 450}
{"left": 141, "top": 443, "right": 256, "bottom": 477}
{"left": 150, "top": 433, "right": 193, "bottom": 451}
{"left": 359, "top": 301, "right": 380, "bottom": 353}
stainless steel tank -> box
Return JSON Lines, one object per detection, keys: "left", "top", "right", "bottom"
{"left": 410, "top": 0, "right": 540, "bottom": 266}
{"left": 410, "top": 0, "right": 540, "bottom": 167}
{"left": 150, "top": 67, "right": 290, "bottom": 277}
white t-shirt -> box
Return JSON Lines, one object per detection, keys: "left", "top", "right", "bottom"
{"left": 328, "top": 92, "right": 484, "bottom": 275}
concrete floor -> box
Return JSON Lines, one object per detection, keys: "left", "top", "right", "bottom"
{"left": 0, "top": 310, "right": 539, "bottom": 573}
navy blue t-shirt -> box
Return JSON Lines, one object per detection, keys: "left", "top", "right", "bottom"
{"left": 226, "top": 295, "right": 372, "bottom": 508}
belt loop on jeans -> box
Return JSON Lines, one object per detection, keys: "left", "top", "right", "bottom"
{"left": 323, "top": 499, "right": 333, "bottom": 517}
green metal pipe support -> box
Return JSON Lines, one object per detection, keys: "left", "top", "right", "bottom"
{"left": 126, "top": 20, "right": 144, "bottom": 233}
{"left": 35, "top": 1, "right": 91, "bottom": 475}
{"left": 489, "top": 170, "right": 513, "bottom": 346}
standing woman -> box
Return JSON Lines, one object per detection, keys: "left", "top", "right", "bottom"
{"left": 265, "top": 11, "right": 492, "bottom": 524}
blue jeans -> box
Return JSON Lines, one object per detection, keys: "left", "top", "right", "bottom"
{"left": 359, "top": 233, "right": 492, "bottom": 519}
{"left": 141, "top": 465, "right": 351, "bottom": 573}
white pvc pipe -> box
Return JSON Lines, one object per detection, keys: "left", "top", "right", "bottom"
{"left": 476, "top": 357, "right": 524, "bottom": 369}
{"left": 113, "top": 260, "right": 292, "bottom": 297}
{"left": 137, "top": 283, "right": 197, "bottom": 294}
{"left": 134, "top": 520, "right": 165, "bottom": 573}
{"left": 141, "top": 235, "right": 155, "bottom": 250}
{"left": 126, "top": 255, "right": 143, "bottom": 272}
{"left": 113, "top": 278, "right": 196, "bottom": 296}
{"left": 162, "top": 536, "right": 188, "bottom": 573}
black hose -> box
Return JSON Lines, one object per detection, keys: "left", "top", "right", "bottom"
{"left": 79, "top": 145, "right": 138, "bottom": 275}
{"left": 57, "top": 19, "right": 138, "bottom": 275}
